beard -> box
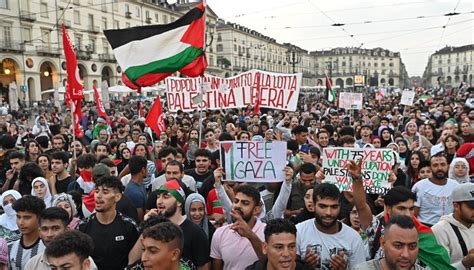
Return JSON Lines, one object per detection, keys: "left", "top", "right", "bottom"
{"left": 384, "top": 252, "right": 415, "bottom": 270}
{"left": 315, "top": 213, "right": 338, "bottom": 228}
{"left": 232, "top": 208, "right": 253, "bottom": 223}
{"left": 161, "top": 202, "right": 178, "bottom": 218}
{"left": 433, "top": 170, "right": 448, "bottom": 180}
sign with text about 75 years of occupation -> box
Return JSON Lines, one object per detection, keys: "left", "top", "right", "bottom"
{"left": 165, "top": 70, "right": 301, "bottom": 112}
{"left": 338, "top": 92, "right": 363, "bottom": 110}
{"left": 322, "top": 147, "right": 395, "bottom": 194}
{"left": 221, "top": 141, "right": 287, "bottom": 183}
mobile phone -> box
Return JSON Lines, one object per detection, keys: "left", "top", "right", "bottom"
{"left": 300, "top": 144, "right": 310, "bottom": 154}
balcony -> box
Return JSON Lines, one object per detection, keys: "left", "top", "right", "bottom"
{"left": 0, "top": 40, "right": 25, "bottom": 52}
{"left": 125, "top": 12, "right": 132, "bottom": 19}
{"left": 20, "top": 11, "right": 36, "bottom": 22}
{"left": 36, "top": 45, "right": 60, "bottom": 56}
{"left": 146, "top": 17, "right": 152, "bottom": 24}
{"left": 98, "top": 53, "right": 116, "bottom": 63}
{"left": 246, "top": 53, "right": 251, "bottom": 58}
{"left": 87, "top": 25, "right": 100, "bottom": 34}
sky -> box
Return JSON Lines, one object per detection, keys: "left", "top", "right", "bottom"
{"left": 176, "top": 0, "right": 473, "bottom": 77}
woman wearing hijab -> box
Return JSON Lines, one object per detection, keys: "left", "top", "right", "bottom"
{"left": 184, "top": 193, "right": 215, "bottom": 243}
{"left": 378, "top": 126, "right": 394, "bottom": 148}
{"left": 0, "top": 190, "right": 22, "bottom": 231}
{"left": 31, "top": 177, "right": 53, "bottom": 207}
{"left": 449, "top": 158, "right": 471, "bottom": 184}
{"left": 52, "top": 193, "right": 81, "bottom": 229}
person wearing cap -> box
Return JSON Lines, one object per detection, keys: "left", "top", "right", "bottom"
{"left": 92, "top": 117, "right": 109, "bottom": 141}
{"left": 144, "top": 180, "right": 211, "bottom": 270}
{"left": 432, "top": 183, "right": 474, "bottom": 269}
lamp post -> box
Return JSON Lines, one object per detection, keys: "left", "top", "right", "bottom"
{"left": 286, "top": 46, "right": 301, "bottom": 74}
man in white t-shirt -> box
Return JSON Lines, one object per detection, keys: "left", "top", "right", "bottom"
{"left": 412, "top": 154, "right": 459, "bottom": 225}
{"left": 296, "top": 183, "right": 366, "bottom": 269}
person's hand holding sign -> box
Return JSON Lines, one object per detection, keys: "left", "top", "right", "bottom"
{"left": 214, "top": 167, "right": 224, "bottom": 187}
{"left": 284, "top": 166, "right": 294, "bottom": 183}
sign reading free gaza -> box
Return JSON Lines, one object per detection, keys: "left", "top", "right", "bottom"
{"left": 222, "top": 141, "right": 287, "bottom": 183}
{"left": 322, "top": 147, "right": 395, "bottom": 194}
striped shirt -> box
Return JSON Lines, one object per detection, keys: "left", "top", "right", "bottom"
{"left": 7, "top": 236, "right": 45, "bottom": 270}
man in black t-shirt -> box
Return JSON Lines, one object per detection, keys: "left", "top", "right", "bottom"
{"left": 50, "top": 151, "right": 74, "bottom": 195}
{"left": 145, "top": 180, "right": 210, "bottom": 270}
{"left": 79, "top": 176, "right": 139, "bottom": 270}
{"left": 184, "top": 149, "right": 213, "bottom": 192}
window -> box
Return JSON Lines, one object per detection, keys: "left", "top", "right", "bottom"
{"left": 145, "top": 10, "right": 150, "bottom": 19}
{"left": 74, "top": 10, "right": 80, "bottom": 24}
{"left": 3, "top": 25, "right": 12, "bottom": 46}
{"left": 113, "top": 0, "right": 118, "bottom": 11}
{"left": 374, "top": 63, "right": 378, "bottom": 67}
{"left": 88, "top": 14, "right": 94, "bottom": 27}
{"left": 234, "top": 44, "right": 237, "bottom": 52}
{"left": 381, "top": 63, "right": 385, "bottom": 67}
{"left": 89, "top": 38, "right": 96, "bottom": 52}
{"left": 0, "top": 0, "right": 7, "bottom": 8}
{"left": 102, "top": 17, "right": 107, "bottom": 30}
{"left": 217, "top": 44, "right": 223, "bottom": 52}
{"left": 75, "top": 34, "right": 82, "bottom": 49}
{"left": 126, "top": 22, "right": 130, "bottom": 28}
{"left": 40, "top": 2, "right": 48, "bottom": 18}
{"left": 101, "top": 0, "right": 107, "bottom": 12}
{"left": 438, "top": 68, "right": 442, "bottom": 74}
{"left": 163, "top": 15, "right": 168, "bottom": 24}
{"left": 135, "top": 6, "right": 140, "bottom": 18}
{"left": 22, "top": 27, "right": 31, "bottom": 41}
{"left": 102, "top": 38, "right": 109, "bottom": 53}
{"left": 155, "top": 13, "right": 159, "bottom": 22}
{"left": 114, "top": 20, "right": 119, "bottom": 29}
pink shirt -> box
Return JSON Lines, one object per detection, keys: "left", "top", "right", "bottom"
{"left": 210, "top": 220, "right": 266, "bottom": 270}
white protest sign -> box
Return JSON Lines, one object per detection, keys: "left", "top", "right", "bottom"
{"left": 165, "top": 70, "right": 301, "bottom": 112}
{"left": 322, "top": 147, "right": 395, "bottom": 194}
{"left": 400, "top": 91, "right": 416, "bottom": 106}
{"left": 338, "top": 92, "right": 363, "bottom": 110}
{"left": 221, "top": 141, "right": 287, "bottom": 182}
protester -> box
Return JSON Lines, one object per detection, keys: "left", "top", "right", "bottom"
{"left": 31, "top": 177, "right": 53, "bottom": 208}
{"left": 8, "top": 195, "right": 46, "bottom": 269}
{"left": 246, "top": 218, "right": 311, "bottom": 270}
{"left": 52, "top": 193, "right": 82, "bottom": 229}
{"left": 79, "top": 176, "right": 139, "bottom": 269}
{"left": 354, "top": 215, "right": 426, "bottom": 270}
{"left": 44, "top": 230, "right": 95, "bottom": 270}
{"left": 0, "top": 190, "right": 21, "bottom": 231}
{"left": 432, "top": 183, "right": 474, "bottom": 269}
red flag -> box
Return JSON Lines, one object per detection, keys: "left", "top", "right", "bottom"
{"left": 70, "top": 99, "right": 84, "bottom": 138}
{"left": 62, "top": 25, "right": 83, "bottom": 103}
{"left": 253, "top": 72, "right": 261, "bottom": 114}
{"left": 93, "top": 84, "right": 110, "bottom": 124}
{"left": 145, "top": 98, "right": 166, "bottom": 137}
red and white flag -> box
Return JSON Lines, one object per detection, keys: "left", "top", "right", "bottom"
{"left": 93, "top": 84, "right": 110, "bottom": 124}
{"left": 145, "top": 98, "right": 166, "bottom": 136}
{"left": 62, "top": 25, "right": 84, "bottom": 138}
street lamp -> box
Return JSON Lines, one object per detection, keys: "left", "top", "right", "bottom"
{"left": 286, "top": 46, "right": 301, "bottom": 74}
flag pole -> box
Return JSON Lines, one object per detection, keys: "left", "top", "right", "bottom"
{"left": 198, "top": 0, "right": 207, "bottom": 148}
{"left": 138, "top": 87, "right": 142, "bottom": 118}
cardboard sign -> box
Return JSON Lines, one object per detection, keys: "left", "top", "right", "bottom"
{"left": 338, "top": 92, "right": 363, "bottom": 110}
{"left": 400, "top": 91, "right": 416, "bottom": 106}
{"left": 322, "top": 147, "right": 395, "bottom": 194}
{"left": 165, "top": 70, "right": 301, "bottom": 112}
{"left": 222, "top": 141, "right": 287, "bottom": 183}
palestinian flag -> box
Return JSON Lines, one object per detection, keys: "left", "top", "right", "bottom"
{"left": 384, "top": 213, "right": 455, "bottom": 270}
{"left": 418, "top": 94, "right": 433, "bottom": 103}
{"left": 326, "top": 75, "right": 336, "bottom": 103}
{"left": 104, "top": 2, "right": 207, "bottom": 87}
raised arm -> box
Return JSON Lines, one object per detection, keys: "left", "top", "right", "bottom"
{"left": 347, "top": 160, "right": 373, "bottom": 230}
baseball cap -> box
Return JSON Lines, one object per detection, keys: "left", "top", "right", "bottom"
{"left": 92, "top": 164, "right": 111, "bottom": 179}
{"left": 97, "top": 117, "right": 106, "bottom": 123}
{"left": 452, "top": 183, "right": 474, "bottom": 207}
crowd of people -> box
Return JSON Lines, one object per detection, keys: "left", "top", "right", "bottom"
{"left": 0, "top": 86, "right": 471, "bottom": 270}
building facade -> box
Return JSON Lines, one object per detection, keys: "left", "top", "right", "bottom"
{"left": 0, "top": 0, "right": 220, "bottom": 103}
{"left": 310, "top": 47, "right": 409, "bottom": 89}
{"left": 0, "top": 0, "right": 412, "bottom": 104}
{"left": 422, "top": 44, "right": 474, "bottom": 88}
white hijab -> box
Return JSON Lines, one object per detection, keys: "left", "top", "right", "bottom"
{"left": 31, "top": 177, "right": 52, "bottom": 208}
{"left": 0, "top": 190, "right": 22, "bottom": 230}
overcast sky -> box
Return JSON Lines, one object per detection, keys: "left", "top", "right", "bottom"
{"left": 180, "top": 0, "right": 473, "bottom": 77}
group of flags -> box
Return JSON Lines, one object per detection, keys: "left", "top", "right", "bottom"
{"left": 62, "top": 2, "right": 207, "bottom": 137}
